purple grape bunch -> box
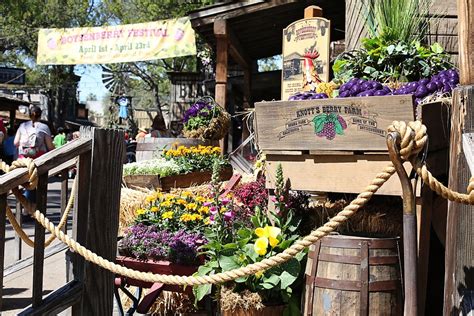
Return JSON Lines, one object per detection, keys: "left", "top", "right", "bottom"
{"left": 312, "top": 113, "right": 347, "bottom": 140}
{"left": 289, "top": 91, "right": 328, "bottom": 100}
{"left": 337, "top": 68, "right": 459, "bottom": 104}
{"left": 337, "top": 78, "right": 392, "bottom": 98}
{"left": 391, "top": 68, "right": 459, "bottom": 104}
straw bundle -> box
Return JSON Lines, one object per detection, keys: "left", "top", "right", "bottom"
{"left": 119, "top": 187, "right": 151, "bottom": 235}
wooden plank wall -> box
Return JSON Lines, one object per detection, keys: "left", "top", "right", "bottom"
{"left": 345, "top": 0, "right": 458, "bottom": 64}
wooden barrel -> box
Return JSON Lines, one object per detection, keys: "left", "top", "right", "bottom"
{"left": 303, "top": 235, "right": 402, "bottom": 316}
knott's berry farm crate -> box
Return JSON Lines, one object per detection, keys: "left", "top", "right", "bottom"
{"left": 254, "top": 95, "right": 449, "bottom": 196}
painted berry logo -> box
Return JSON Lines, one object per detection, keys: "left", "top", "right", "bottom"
{"left": 312, "top": 113, "right": 347, "bottom": 140}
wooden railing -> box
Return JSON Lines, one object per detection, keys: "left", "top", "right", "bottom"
{"left": 0, "top": 127, "right": 124, "bottom": 315}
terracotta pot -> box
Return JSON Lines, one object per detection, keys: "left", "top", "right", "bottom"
{"left": 221, "top": 304, "right": 286, "bottom": 316}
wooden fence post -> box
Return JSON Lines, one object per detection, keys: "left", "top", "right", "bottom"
{"left": 0, "top": 194, "right": 7, "bottom": 312}
{"left": 71, "top": 127, "right": 93, "bottom": 315}
{"left": 79, "top": 128, "right": 124, "bottom": 314}
{"left": 444, "top": 0, "right": 474, "bottom": 314}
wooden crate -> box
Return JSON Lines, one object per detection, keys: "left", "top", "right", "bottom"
{"left": 123, "top": 167, "right": 233, "bottom": 191}
{"left": 255, "top": 96, "right": 448, "bottom": 196}
{"left": 255, "top": 95, "right": 414, "bottom": 151}
{"left": 136, "top": 138, "right": 215, "bottom": 161}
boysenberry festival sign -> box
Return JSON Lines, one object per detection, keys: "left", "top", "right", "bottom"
{"left": 281, "top": 16, "right": 330, "bottom": 101}
{"left": 255, "top": 96, "right": 414, "bottom": 151}
{"left": 36, "top": 18, "right": 196, "bottom": 65}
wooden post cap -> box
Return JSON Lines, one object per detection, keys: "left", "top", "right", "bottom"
{"left": 304, "top": 6, "right": 323, "bottom": 18}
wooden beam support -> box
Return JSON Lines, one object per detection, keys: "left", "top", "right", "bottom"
{"left": 214, "top": 19, "right": 229, "bottom": 153}
{"left": 444, "top": 86, "right": 474, "bottom": 315}
{"left": 457, "top": 0, "right": 474, "bottom": 84}
{"left": 304, "top": 5, "right": 323, "bottom": 18}
{"left": 443, "top": 0, "right": 474, "bottom": 314}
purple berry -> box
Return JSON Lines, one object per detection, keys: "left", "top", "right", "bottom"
{"left": 337, "top": 115, "right": 347, "bottom": 129}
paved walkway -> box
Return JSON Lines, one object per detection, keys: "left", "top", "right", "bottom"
{"left": 2, "top": 177, "right": 73, "bottom": 315}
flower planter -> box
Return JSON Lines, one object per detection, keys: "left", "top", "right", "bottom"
{"left": 115, "top": 256, "right": 198, "bottom": 291}
{"left": 122, "top": 166, "right": 233, "bottom": 190}
{"left": 221, "top": 304, "right": 286, "bottom": 316}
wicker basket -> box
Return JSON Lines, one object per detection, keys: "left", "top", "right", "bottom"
{"left": 182, "top": 97, "right": 231, "bottom": 141}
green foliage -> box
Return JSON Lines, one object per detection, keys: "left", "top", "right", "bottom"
{"left": 193, "top": 166, "right": 306, "bottom": 312}
{"left": 123, "top": 158, "right": 181, "bottom": 177}
{"left": 333, "top": 39, "right": 452, "bottom": 82}
{"left": 363, "top": 0, "right": 433, "bottom": 43}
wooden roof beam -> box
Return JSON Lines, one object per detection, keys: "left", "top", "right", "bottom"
{"left": 214, "top": 19, "right": 252, "bottom": 70}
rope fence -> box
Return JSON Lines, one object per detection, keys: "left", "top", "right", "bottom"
{"left": 0, "top": 121, "right": 473, "bottom": 286}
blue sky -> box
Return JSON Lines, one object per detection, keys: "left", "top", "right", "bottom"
{"left": 75, "top": 65, "right": 109, "bottom": 102}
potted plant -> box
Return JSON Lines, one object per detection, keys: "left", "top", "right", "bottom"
{"left": 182, "top": 96, "right": 231, "bottom": 141}
{"left": 123, "top": 145, "right": 232, "bottom": 189}
{"left": 193, "top": 163, "right": 308, "bottom": 315}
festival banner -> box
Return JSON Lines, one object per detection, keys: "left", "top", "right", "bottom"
{"left": 37, "top": 17, "right": 196, "bottom": 65}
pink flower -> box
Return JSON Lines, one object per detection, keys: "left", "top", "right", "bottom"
{"left": 203, "top": 202, "right": 212, "bottom": 207}
{"left": 209, "top": 215, "right": 215, "bottom": 224}
{"left": 270, "top": 196, "right": 277, "bottom": 203}
{"left": 223, "top": 211, "right": 234, "bottom": 221}
{"left": 220, "top": 198, "right": 230, "bottom": 206}
{"left": 209, "top": 206, "right": 218, "bottom": 215}
{"left": 279, "top": 196, "right": 285, "bottom": 202}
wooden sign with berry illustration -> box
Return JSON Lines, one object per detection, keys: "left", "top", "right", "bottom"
{"left": 255, "top": 95, "right": 415, "bottom": 152}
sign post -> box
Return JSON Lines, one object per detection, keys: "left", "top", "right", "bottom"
{"left": 281, "top": 6, "right": 330, "bottom": 101}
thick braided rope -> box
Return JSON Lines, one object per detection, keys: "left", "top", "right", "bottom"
{"left": 33, "top": 164, "right": 396, "bottom": 286}
{"left": 415, "top": 163, "right": 474, "bottom": 204}
{"left": 5, "top": 176, "right": 77, "bottom": 247}
{"left": 387, "top": 121, "right": 474, "bottom": 204}
{"left": 1, "top": 158, "right": 39, "bottom": 190}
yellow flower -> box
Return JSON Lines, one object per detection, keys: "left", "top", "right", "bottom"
{"left": 150, "top": 206, "right": 159, "bottom": 212}
{"left": 160, "top": 201, "right": 172, "bottom": 208}
{"left": 254, "top": 237, "right": 269, "bottom": 256}
{"left": 181, "top": 191, "right": 193, "bottom": 198}
{"left": 191, "top": 214, "right": 203, "bottom": 221}
{"left": 196, "top": 196, "right": 206, "bottom": 203}
{"left": 219, "top": 207, "right": 227, "bottom": 213}
{"left": 145, "top": 195, "right": 156, "bottom": 203}
{"left": 162, "top": 211, "right": 174, "bottom": 219}
{"left": 255, "top": 271, "right": 264, "bottom": 279}
{"left": 180, "top": 213, "right": 193, "bottom": 222}
{"left": 176, "top": 199, "right": 187, "bottom": 206}
{"left": 255, "top": 226, "right": 281, "bottom": 248}
{"left": 186, "top": 203, "right": 198, "bottom": 211}
{"left": 135, "top": 209, "right": 146, "bottom": 216}
{"left": 198, "top": 206, "right": 209, "bottom": 214}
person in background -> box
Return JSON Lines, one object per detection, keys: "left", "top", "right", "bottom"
{"left": 14, "top": 106, "right": 54, "bottom": 158}
{"left": 14, "top": 106, "right": 54, "bottom": 220}
{"left": 3, "top": 128, "right": 17, "bottom": 164}
{"left": 150, "top": 114, "right": 171, "bottom": 138}
{"left": 53, "top": 126, "right": 67, "bottom": 148}
{"left": 0, "top": 120, "right": 6, "bottom": 162}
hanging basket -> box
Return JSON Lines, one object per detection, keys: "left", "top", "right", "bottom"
{"left": 182, "top": 97, "right": 231, "bottom": 141}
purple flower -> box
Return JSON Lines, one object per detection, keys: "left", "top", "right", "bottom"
{"left": 223, "top": 211, "right": 234, "bottom": 221}
{"left": 209, "top": 206, "right": 218, "bottom": 215}
{"left": 182, "top": 99, "right": 216, "bottom": 124}
{"left": 119, "top": 224, "right": 206, "bottom": 264}
{"left": 220, "top": 198, "right": 230, "bottom": 206}
{"left": 203, "top": 201, "right": 212, "bottom": 207}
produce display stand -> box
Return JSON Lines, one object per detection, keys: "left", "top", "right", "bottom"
{"left": 255, "top": 95, "right": 450, "bottom": 313}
